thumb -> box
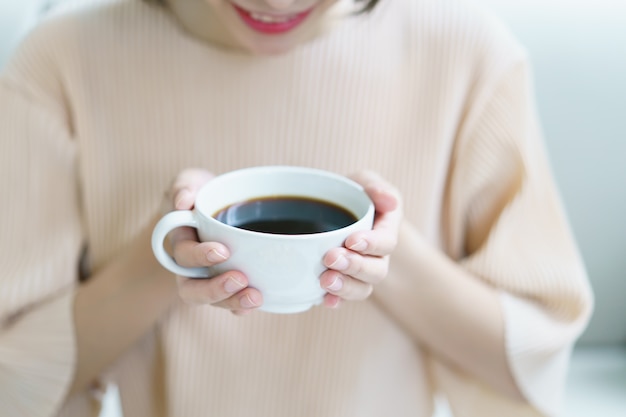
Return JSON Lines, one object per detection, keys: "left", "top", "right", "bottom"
{"left": 349, "top": 170, "right": 400, "bottom": 214}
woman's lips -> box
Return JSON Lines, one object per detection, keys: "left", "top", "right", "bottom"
{"left": 232, "top": 4, "right": 314, "bottom": 35}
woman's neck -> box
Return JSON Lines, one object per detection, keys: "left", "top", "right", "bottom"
{"left": 165, "top": 0, "right": 237, "bottom": 51}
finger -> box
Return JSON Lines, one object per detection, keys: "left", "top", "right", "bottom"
{"left": 320, "top": 270, "right": 373, "bottom": 301}
{"left": 344, "top": 227, "right": 398, "bottom": 257}
{"left": 173, "top": 240, "right": 229, "bottom": 268}
{"left": 346, "top": 171, "right": 403, "bottom": 257}
{"left": 170, "top": 169, "right": 214, "bottom": 210}
{"left": 176, "top": 271, "right": 262, "bottom": 311}
{"left": 214, "top": 288, "right": 263, "bottom": 312}
{"left": 231, "top": 308, "right": 256, "bottom": 316}
{"left": 348, "top": 170, "right": 401, "bottom": 214}
{"left": 323, "top": 248, "right": 389, "bottom": 284}
{"left": 177, "top": 271, "right": 246, "bottom": 304}
{"left": 322, "top": 293, "right": 343, "bottom": 309}
{"left": 168, "top": 225, "right": 199, "bottom": 248}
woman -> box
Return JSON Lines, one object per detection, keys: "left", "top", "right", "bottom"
{"left": 0, "top": 0, "right": 593, "bottom": 416}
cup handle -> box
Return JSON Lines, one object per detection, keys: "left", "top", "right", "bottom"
{"left": 151, "top": 210, "right": 210, "bottom": 278}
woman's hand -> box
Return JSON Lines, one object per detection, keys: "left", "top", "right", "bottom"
{"left": 320, "top": 170, "right": 403, "bottom": 308}
{"left": 164, "top": 168, "right": 401, "bottom": 313}
{"left": 165, "top": 169, "right": 263, "bottom": 315}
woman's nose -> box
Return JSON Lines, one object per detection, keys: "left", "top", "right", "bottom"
{"left": 263, "top": 0, "right": 298, "bottom": 11}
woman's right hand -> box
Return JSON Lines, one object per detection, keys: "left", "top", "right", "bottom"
{"left": 164, "top": 169, "right": 263, "bottom": 315}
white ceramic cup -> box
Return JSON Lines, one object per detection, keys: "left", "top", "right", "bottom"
{"left": 152, "top": 166, "right": 375, "bottom": 314}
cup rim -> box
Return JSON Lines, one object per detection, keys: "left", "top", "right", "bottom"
{"left": 194, "top": 166, "right": 375, "bottom": 240}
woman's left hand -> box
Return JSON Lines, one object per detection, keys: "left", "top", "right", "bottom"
{"left": 320, "top": 170, "right": 403, "bottom": 308}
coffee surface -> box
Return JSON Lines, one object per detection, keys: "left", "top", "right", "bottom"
{"left": 214, "top": 196, "right": 357, "bottom": 234}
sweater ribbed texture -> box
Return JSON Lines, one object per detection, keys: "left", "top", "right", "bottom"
{"left": 0, "top": 1, "right": 592, "bottom": 416}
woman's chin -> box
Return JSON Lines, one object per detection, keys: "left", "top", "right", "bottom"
{"left": 238, "top": 36, "right": 303, "bottom": 56}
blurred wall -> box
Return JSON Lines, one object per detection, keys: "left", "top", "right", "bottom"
{"left": 0, "top": 0, "right": 40, "bottom": 65}
{"left": 1, "top": 0, "right": 625, "bottom": 344}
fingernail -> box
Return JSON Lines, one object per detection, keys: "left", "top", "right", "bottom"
{"left": 326, "top": 276, "right": 343, "bottom": 292}
{"left": 348, "top": 239, "right": 367, "bottom": 252}
{"left": 240, "top": 294, "right": 259, "bottom": 309}
{"left": 206, "top": 248, "right": 228, "bottom": 262}
{"left": 224, "top": 276, "right": 245, "bottom": 293}
{"left": 174, "top": 190, "right": 191, "bottom": 209}
{"left": 329, "top": 255, "right": 349, "bottom": 271}
{"left": 328, "top": 297, "right": 342, "bottom": 309}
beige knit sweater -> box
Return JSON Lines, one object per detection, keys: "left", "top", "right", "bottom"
{"left": 0, "top": 0, "right": 593, "bottom": 416}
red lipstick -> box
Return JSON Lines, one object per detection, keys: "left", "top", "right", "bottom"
{"left": 233, "top": 4, "right": 314, "bottom": 35}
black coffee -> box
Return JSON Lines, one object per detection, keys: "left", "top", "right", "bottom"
{"left": 214, "top": 196, "right": 358, "bottom": 235}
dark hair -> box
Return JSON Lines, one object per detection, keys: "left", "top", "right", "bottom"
{"left": 357, "top": 0, "right": 380, "bottom": 13}
{"left": 143, "top": 0, "right": 381, "bottom": 14}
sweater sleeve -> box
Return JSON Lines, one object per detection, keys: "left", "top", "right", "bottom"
{"left": 445, "top": 58, "right": 594, "bottom": 416}
{"left": 0, "top": 71, "right": 82, "bottom": 416}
